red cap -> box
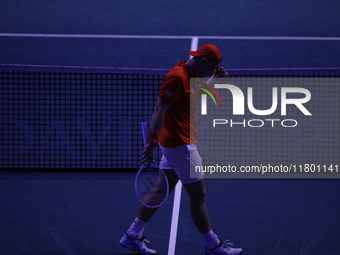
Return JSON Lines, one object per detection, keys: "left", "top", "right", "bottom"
{"left": 189, "top": 44, "right": 222, "bottom": 63}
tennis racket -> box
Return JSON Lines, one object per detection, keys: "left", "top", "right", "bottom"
{"left": 135, "top": 122, "right": 169, "bottom": 208}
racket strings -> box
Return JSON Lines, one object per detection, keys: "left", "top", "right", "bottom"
{"left": 136, "top": 165, "right": 168, "bottom": 207}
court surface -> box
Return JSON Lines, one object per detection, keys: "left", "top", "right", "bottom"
{"left": 1, "top": 0, "right": 340, "bottom": 69}
{"left": 1, "top": 171, "right": 339, "bottom": 255}
{"left": 1, "top": 1, "right": 340, "bottom": 254}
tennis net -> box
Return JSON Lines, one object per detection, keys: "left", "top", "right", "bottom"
{"left": 0, "top": 64, "right": 339, "bottom": 170}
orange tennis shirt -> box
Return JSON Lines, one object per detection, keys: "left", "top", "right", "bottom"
{"left": 158, "top": 60, "right": 199, "bottom": 148}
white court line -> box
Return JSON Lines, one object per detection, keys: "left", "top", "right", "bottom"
{"left": 1, "top": 33, "right": 340, "bottom": 40}
{"left": 167, "top": 180, "right": 183, "bottom": 255}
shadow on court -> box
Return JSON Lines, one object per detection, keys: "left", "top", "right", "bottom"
{"left": 0, "top": 172, "right": 174, "bottom": 255}
{"left": 0, "top": 171, "right": 339, "bottom": 255}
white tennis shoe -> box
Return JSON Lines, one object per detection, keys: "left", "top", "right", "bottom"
{"left": 119, "top": 233, "right": 157, "bottom": 254}
{"left": 205, "top": 240, "right": 242, "bottom": 255}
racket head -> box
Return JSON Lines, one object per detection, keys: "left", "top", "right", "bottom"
{"left": 135, "top": 161, "right": 169, "bottom": 208}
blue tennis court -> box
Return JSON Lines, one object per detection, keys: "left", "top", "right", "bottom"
{"left": 1, "top": 1, "right": 340, "bottom": 254}
{"left": 1, "top": 0, "right": 340, "bottom": 69}
{"left": 1, "top": 172, "right": 340, "bottom": 254}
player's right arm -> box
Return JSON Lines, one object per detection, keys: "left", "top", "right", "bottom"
{"left": 140, "top": 97, "right": 170, "bottom": 165}
{"left": 149, "top": 97, "right": 170, "bottom": 134}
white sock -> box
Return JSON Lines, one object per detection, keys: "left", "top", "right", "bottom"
{"left": 127, "top": 217, "right": 147, "bottom": 239}
{"left": 202, "top": 229, "right": 220, "bottom": 249}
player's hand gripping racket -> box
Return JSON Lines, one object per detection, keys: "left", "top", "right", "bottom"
{"left": 135, "top": 122, "right": 169, "bottom": 208}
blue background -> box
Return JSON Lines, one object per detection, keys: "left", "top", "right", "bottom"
{"left": 1, "top": 0, "right": 340, "bottom": 69}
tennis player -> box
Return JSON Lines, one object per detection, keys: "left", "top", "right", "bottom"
{"left": 120, "top": 44, "right": 242, "bottom": 255}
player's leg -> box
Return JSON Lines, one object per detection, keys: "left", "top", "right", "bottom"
{"left": 183, "top": 178, "right": 242, "bottom": 255}
{"left": 174, "top": 144, "right": 242, "bottom": 254}
{"left": 183, "top": 178, "right": 211, "bottom": 233}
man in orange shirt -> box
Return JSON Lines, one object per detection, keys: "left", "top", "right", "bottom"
{"left": 120, "top": 44, "right": 242, "bottom": 255}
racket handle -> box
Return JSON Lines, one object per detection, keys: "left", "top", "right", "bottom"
{"left": 141, "top": 122, "right": 148, "bottom": 146}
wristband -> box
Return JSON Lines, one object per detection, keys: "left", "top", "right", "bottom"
{"left": 149, "top": 133, "right": 159, "bottom": 146}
